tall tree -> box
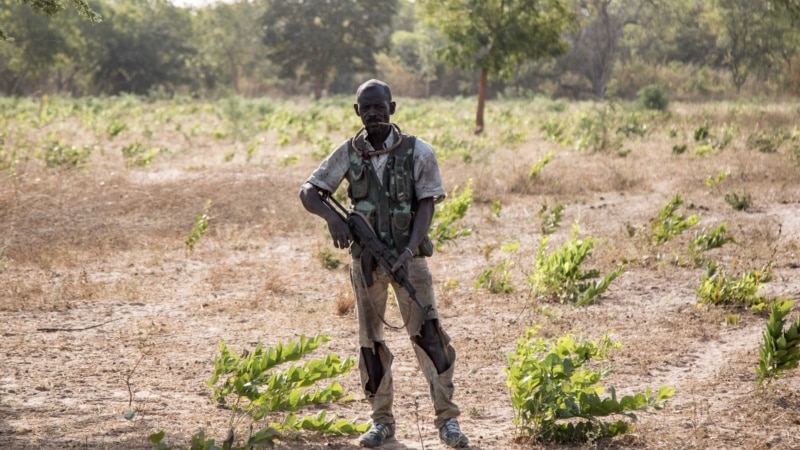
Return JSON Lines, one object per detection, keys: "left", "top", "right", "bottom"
{"left": 712, "top": 0, "right": 784, "bottom": 92}
{"left": 82, "top": 0, "right": 196, "bottom": 95}
{"left": 1, "top": 0, "right": 100, "bottom": 41}
{"left": 0, "top": 0, "right": 89, "bottom": 94}
{"left": 420, "top": 0, "right": 574, "bottom": 134}
{"left": 771, "top": 0, "right": 800, "bottom": 21}
{"left": 558, "top": 0, "right": 657, "bottom": 98}
{"left": 193, "top": 0, "right": 273, "bottom": 94}
{"left": 261, "top": 0, "right": 397, "bottom": 98}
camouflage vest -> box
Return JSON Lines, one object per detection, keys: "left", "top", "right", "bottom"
{"left": 347, "top": 128, "right": 422, "bottom": 257}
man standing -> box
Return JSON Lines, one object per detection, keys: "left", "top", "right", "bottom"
{"left": 299, "top": 79, "right": 469, "bottom": 448}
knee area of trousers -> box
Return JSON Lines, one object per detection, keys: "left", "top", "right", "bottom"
{"left": 414, "top": 319, "right": 443, "bottom": 348}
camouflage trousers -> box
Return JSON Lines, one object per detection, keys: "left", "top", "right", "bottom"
{"left": 350, "top": 256, "right": 461, "bottom": 429}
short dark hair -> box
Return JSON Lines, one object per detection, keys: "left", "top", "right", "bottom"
{"left": 356, "top": 79, "right": 392, "bottom": 101}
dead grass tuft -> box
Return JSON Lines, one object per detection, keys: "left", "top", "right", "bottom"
{"left": 333, "top": 281, "right": 355, "bottom": 316}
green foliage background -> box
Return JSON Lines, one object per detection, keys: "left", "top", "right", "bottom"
{"left": 2, "top": 0, "right": 800, "bottom": 100}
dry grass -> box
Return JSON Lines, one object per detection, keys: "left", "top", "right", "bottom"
{"left": 1, "top": 98, "right": 800, "bottom": 449}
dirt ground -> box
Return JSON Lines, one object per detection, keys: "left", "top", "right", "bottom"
{"left": 2, "top": 99, "right": 800, "bottom": 450}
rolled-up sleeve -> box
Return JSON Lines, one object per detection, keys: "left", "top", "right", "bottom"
{"left": 307, "top": 140, "right": 350, "bottom": 193}
{"left": 414, "top": 138, "right": 446, "bottom": 203}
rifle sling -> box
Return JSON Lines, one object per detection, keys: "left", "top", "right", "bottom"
{"left": 360, "top": 250, "right": 376, "bottom": 287}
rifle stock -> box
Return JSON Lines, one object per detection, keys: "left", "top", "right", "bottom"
{"left": 321, "top": 193, "right": 432, "bottom": 316}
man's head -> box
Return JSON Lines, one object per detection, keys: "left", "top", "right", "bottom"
{"left": 354, "top": 79, "right": 396, "bottom": 139}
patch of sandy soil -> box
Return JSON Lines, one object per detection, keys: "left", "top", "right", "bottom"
{"left": 2, "top": 102, "right": 800, "bottom": 450}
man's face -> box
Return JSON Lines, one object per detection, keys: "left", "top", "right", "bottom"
{"left": 354, "top": 86, "right": 395, "bottom": 135}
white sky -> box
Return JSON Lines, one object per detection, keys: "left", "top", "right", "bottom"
{"left": 170, "top": 0, "right": 229, "bottom": 7}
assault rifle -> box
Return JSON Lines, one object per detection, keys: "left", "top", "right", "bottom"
{"left": 320, "top": 193, "right": 432, "bottom": 316}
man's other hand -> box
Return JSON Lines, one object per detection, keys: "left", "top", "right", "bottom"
{"left": 391, "top": 248, "right": 413, "bottom": 273}
{"left": 328, "top": 219, "right": 353, "bottom": 249}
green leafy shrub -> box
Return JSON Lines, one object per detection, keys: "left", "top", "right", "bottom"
{"left": 185, "top": 200, "right": 211, "bottom": 253}
{"left": 475, "top": 242, "right": 519, "bottom": 294}
{"left": 529, "top": 150, "right": 554, "bottom": 179}
{"left": 705, "top": 170, "right": 729, "bottom": 189}
{"left": 208, "top": 334, "right": 367, "bottom": 447}
{"left": 688, "top": 223, "right": 736, "bottom": 264}
{"left": 317, "top": 247, "right": 341, "bottom": 269}
{"left": 694, "top": 143, "right": 715, "bottom": 157}
{"left": 693, "top": 123, "right": 709, "bottom": 142}
{"left": 107, "top": 119, "right": 127, "bottom": 138}
{"left": 573, "top": 106, "right": 621, "bottom": 153}
{"left": 696, "top": 262, "right": 772, "bottom": 310}
{"left": 540, "top": 117, "right": 570, "bottom": 145}
{"left": 650, "top": 195, "right": 700, "bottom": 246}
{"left": 529, "top": 223, "right": 625, "bottom": 306}
{"left": 475, "top": 260, "right": 515, "bottom": 294}
{"left": 746, "top": 129, "right": 787, "bottom": 153}
{"left": 637, "top": 84, "right": 669, "bottom": 111}
{"left": 148, "top": 335, "right": 365, "bottom": 449}
{"left": 757, "top": 299, "right": 800, "bottom": 386}
{"left": 122, "top": 140, "right": 160, "bottom": 167}
{"left": 724, "top": 191, "right": 751, "bottom": 211}
{"left": 431, "top": 180, "right": 473, "bottom": 250}
{"left": 44, "top": 140, "right": 93, "bottom": 168}
{"left": 506, "top": 328, "right": 674, "bottom": 443}
{"left": 0, "top": 144, "right": 17, "bottom": 170}
{"left": 537, "top": 201, "right": 564, "bottom": 235}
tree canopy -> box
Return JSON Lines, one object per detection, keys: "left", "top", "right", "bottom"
{"left": 262, "top": 0, "right": 397, "bottom": 99}
{"left": 420, "top": 0, "right": 575, "bottom": 132}
{"left": 1, "top": 0, "right": 799, "bottom": 99}
{"left": 1, "top": 0, "right": 101, "bottom": 41}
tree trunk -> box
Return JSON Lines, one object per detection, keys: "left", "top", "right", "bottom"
{"left": 228, "top": 51, "right": 240, "bottom": 94}
{"left": 475, "top": 67, "right": 488, "bottom": 135}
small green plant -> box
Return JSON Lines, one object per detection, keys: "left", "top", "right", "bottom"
{"left": 717, "top": 123, "right": 737, "bottom": 150}
{"left": 529, "top": 150, "right": 554, "bottom": 178}
{"left": 208, "top": 334, "right": 367, "bottom": 447}
{"left": 724, "top": 191, "right": 751, "bottom": 211}
{"left": 726, "top": 313, "right": 741, "bottom": 325}
{"left": 694, "top": 144, "right": 714, "bottom": 157}
{"left": 246, "top": 139, "right": 261, "bottom": 162}
{"left": 637, "top": 84, "right": 669, "bottom": 111}
{"left": 650, "top": 195, "right": 700, "bottom": 246}
{"left": 475, "top": 242, "right": 519, "bottom": 294}
{"left": 529, "top": 223, "right": 625, "bottom": 306}
{"left": 540, "top": 117, "right": 570, "bottom": 145}
{"left": 185, "top": 200, "right": 211, "bottom": 253}
{"left": 506, "top": 328, "right": 674, "bottom": 443}
{"left": 705, "top": 170, "right": 729, "bottom": 189}
{"left": 278, "top": 154, "right": 299, "bottom": 166}
{"left": 107, "top": 119, "right": 127, "bottom": 138}
{"left": 122, "top": 140, "right": 160, "bottom": 167}
{"left": 672, "top": 144, "right": 687, "bottom": 154}
{"left": 537, "top": 201, "right": 564, "bottom": 235}
{"left": 696, "top": 262, "right": 772, "bottom": 310}
{"left": 431, "top": 180, "right": 473, "bottom": 250}
{"left": 573, "top": 105, "right": 622, "bottom": 153}
{"left": 693, "top": 123, "right": 709, "bottom": 142}
{"left": 0, "top": 147, "right": 17, "bottom": 170}
{"left": 688, "top": 223, "right": 736, "bottom": 263}
{"left": 667, "top": 125, "right": 679, "bottom": 138}
{"left": 747, "top": 129, "right": 787, "bottom": 153}
{"left": 757, "top": 299, "right": 800, "bottom": 386}
{"left": 490, "top": 200, "right": 502, "bottom": 217}
{"left": 475, "top": 260, "right": 515, "bottom": 294}
{"left": 317, "top": 247, "right": 341, "bottom": 269}
{"left": 44, "top": 141, "right": 93, "bottom": 168}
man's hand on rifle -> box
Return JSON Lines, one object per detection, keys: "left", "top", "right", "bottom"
{"left": 391, "top": 247, "right": 413, "bottom": 274}
{"left": 326, "top": 216, "right": 352, "bottom": 249}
